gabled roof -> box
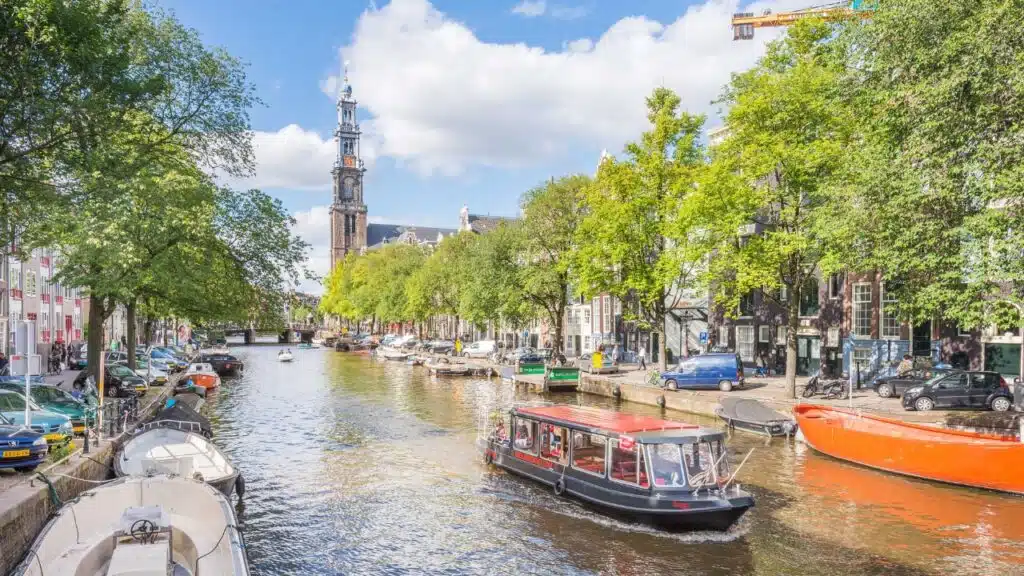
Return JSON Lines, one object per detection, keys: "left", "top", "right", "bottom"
{"left": 366, "top": 223, "right": 458, "bottom": 249}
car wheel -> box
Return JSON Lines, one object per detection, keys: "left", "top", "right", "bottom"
{"left": 15, "top": 465, "right": 38, "bottom": 472}
{"left": 991, "top": 397, "right": 1012, "bottom": 412}
{"left": 463, "top": 353, "right": 469, "bottom": 358}
{"left": 719, "top": 380, "right": 733, "bottom": 392}
{"left": 665, "top": 379, "right": 678, "bottom": 391}
{"left": 914, "top": 396, "right": 934, "bottom": 411}
{"left": 876, "top": 383, "right": 893, "bottom": 398}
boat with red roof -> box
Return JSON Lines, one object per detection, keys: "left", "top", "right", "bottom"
{"left": 481, "top": 404, "right": 754, "bottom": 531}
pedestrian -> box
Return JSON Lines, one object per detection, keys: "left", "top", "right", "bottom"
{"left": 637, "top": 346, "right": 647, "bottom": 371}
{"left": 455, "top": 337, "right": 463, "bottom": 356}
{"left": 612, "top": 343, "right": 620, "bottom": 365}
{"left": 896, "top": 354, "right": 914, "bottom": 377}
{"left": 0, "top": 352, "right": 8, "bottom": 374}
{"left": 120, "top": 335, "right": 127, "bottom": 349}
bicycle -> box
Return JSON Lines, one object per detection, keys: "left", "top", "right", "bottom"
{"left": 646, "top": 370, "right": 663, "bottom": 388}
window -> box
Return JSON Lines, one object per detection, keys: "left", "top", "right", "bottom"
{"left": 829, "top": 274, "right": 844, "bottom": 299}
{"left": 799, "top": 277, "right": 820, "bottom": 317}
{"left": 610, "top": 438, "right": 649, "bottom": 487}
{"left": 11, "top": 268, "right": 20, "bottom": 290}
{"left": 583, "top": 308, "right": 591, "bottom": 328}
{"left": 759, "top": 325, "right": 770, "bottom": 343}
{"left": 777, "top": 326, "right": 787, "bottom": 345}
{"left": 880, "top": 285, "right": 900, "bottom": 339}
{"left": 539, "top": 423, "right": 567, "bottom": 462}
{"left": 736, "top": 326, "right": 755, "bottom": 361}
{"left": 565, "top": 335, "right": 572, "bottom": 351}
{"left": 571, "top": 431, "right": 607, "bottom": 477}
{"left": 852, "top": 347, "right": 871, "bottom": 366}
{"left": 583, "top": 336, "right": 591, "bottom": 352}
{"left": 682, "top": 441, "right": 728, "bottom": 488}
{"left": 602, "top": 296, "right": 611, "bottom": 333}
{"left": 935, "top": 374, "right": 967, "bottom": 390}
{"left": 852, "top": 283, "right": 872, "bottom": 337}
{"left": 718, "top": 325, "right": 730, "bottom": 348}
{"left": 647, "top": 444, "right": 685, "bottom": 487}
{"left": 513, "top": 418, "right": 539, "bottom": 454}
{"left": 739, "top": 293, "right": 755, "bottom": 316}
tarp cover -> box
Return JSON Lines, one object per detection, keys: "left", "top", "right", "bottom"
{"left": 152, "top": 401, "right": 211, "bottom": 437}
{"left": 718, "top": 397, "right": 790, "bottom": 425}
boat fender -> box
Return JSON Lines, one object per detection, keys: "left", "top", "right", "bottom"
{"left": 612, "top": 385, "right": 622, "bottom": 398}
{"left": 236, "top": 474, "right": 246, "bottom": 498}
{"left": 656, "top": 395, "right": 666, "bottom": 408}
{"left": 554, "top": 478, "right": 566, "bottom": 497}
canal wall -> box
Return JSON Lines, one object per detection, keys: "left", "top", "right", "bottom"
{"left": 0, "top": 381, "right": 174, "bottom": 574}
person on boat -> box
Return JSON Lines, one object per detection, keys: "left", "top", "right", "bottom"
{"left": 494, "top": 420, "right": 508, "bottom": 442}
{"left": 896, "top": 354, "right": 914, "bottom": 377}
{"left": 515, "top": 425, "right": 532, "bottom": 450}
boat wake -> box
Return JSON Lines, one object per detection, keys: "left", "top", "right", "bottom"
{"left": 477, "top": 476, "right": 751, "bottom": 544}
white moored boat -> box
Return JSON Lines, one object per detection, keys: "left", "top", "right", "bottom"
{"left": 278, "top": 350, "right": 294, "bottom": 362}
{"left": 13, "top": 475, "right": 249, "bottom": 576}
{"left": 115, "top": 427, "right": 241, "bottom": 497}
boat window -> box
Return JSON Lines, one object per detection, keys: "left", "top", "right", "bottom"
{"left": 539, "top": 423, "right": 567, "bottom": 463}
{"left": 647, "top": 444, "right": 686, "bottom": 487}
{"left": 682, "top": 441, "right": 724, "bottom": 488}
{"left": 513, "top": 418, "right": 538, "bottom": 454}
{"left": 571, "top": 431, "right": 607, "bottom": 477}
{"left": 610, "top": 438, "right": 649, "bottom": 488}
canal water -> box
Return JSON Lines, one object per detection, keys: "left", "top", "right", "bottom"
{"left": 206, "top": 348, "right": 1024, "bottom": 576}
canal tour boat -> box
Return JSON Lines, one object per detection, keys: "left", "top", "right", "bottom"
{"left": 482, "top": 405, "right": 754, "bottom": 531}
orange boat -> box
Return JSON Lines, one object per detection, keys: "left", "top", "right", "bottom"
{"left": 794, "top": 404, "right": 1024, "bottom": 495}
{"left": 181, "top": 362, "right": 221, "bottom": 390}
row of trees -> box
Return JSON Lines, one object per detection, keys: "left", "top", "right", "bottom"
{"left": 2, "top": 0, "right": 308, "bottom": 378}
{"left": 322, "top": 0, "right": 1024, "bottom": 397}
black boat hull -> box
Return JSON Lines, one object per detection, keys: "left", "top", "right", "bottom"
{"left": 716, "top": 409, "right": 796, "bottom": 438}
{"left": 484, "top": 440, "right": 753, "bottom": 532}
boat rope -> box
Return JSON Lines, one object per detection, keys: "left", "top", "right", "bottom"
{"left": 722, "top": 447, "right": 756, "bottom": 493}
{"left": 47, "top": 473, "right": 117, "bottom": 485}
{"left": 35, "top": 472, "right": 63, "bottom": 508}
{"left": 22, "top": 547, "right": 44, "bottom": 576}
{"left": 82, "top": 454, "right": 116, "bottom": 474}
{"left": 195, "top": 523, "right": 243, "bottom": 575}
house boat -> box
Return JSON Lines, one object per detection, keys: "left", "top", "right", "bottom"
{"left": 482, "top": 405, "right": 754, "bottom": 531}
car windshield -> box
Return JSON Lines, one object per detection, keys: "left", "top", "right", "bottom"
{"left": 31, "top": 386, "right": 64, "bottom": 404}
{"left": 0, "top": 412, "right": 11, "bottom": 425}
{"left": 109, "top": 365, "right": 135, "bottom": 377}
{"left": 1, "top": 392, "right": 41, "bottom": 411}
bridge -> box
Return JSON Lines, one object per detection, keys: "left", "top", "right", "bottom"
{"left": 212, "top": 323, "right": 322, "bottom": 345}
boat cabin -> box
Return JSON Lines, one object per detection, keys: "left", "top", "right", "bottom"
{"left": 497, "top": 405, "right": 730, "bottom": 491}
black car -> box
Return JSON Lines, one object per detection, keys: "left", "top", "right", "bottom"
{"left": 901, "top": 371, "right": 1013, "bottom": 412}
{"left": 72, "top": 366, "right": 142, "bottom": 398}
{"left": 873, "top": 368, "right": 957, "bottom": 398}
{"left": 197, "top": 353, "right": 243, "bottom": 376}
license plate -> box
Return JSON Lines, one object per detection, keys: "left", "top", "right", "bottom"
{"left": 2, "top": 449, "right": 30, "bottom": 458}
{"left": 73, "top": 425, "right": 85, "bottom": 433}
{"left": 44, "top": 433, "right": 64, "bottom": 442}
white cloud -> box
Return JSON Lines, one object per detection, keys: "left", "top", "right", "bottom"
{"left": 292, "top": 205, "right": 332, "bottom": 294}
{"left": 333, "top": 0, "right": 801, "bottom": 175}
{"left": 511, "top": 0, "right": 546, "bottom": 17}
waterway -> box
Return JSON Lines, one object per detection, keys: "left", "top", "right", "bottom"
{"left": 205, "top": 347, "right": 1024, "bottom": 575}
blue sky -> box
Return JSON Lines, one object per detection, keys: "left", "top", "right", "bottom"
{"left": 160, "top": 0, "right": 791, "bottom": 291}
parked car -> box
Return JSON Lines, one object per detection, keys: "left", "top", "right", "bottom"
{"left": 426, "top": 340, "right": 455, "bottom": 354}
{"left": 195, "top": 353, "right": 243, "bottom": 376}
{"left": 105, "top": 351, "right": 171, "bottom": 383}
{"left": 72, "top": 366, "right": 143, "bottom": 398}
{"left": 0, "top": 412, "right": 48, "bottom": 471}
{"left": 148, "top": 347, "right": 188, "bottom": 372}
{"left": 0, "top": 390, "right": 73, "bottom": 446}
{"left": 660, "top": 353, "right": 745, "bottom": 392}
{"left": 461, "top": 340, "right": 496, "bottom": 359}
{"left": 901, "top": 371, "right": 1013, "bottom": 412}
{"left": 0, "top": 382, "right": 94, "bottom": 435}
{"left": 576, "top": 352, "right": 617, "bottom": 373}
{"left": 73, "top": 345, "right": 89, "bottom": 369}
{"left": 872, "top": 368, "right": 957, "bottom": 398}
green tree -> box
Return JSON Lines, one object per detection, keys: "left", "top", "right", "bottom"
{"left": 574, "top": 88, "right": 706, "bottom": 369}
{"left": 695, "top": 20, "right": 855, "bottom": 397}
{"left": 460, "top": 222, "right": 533, "bottom": 335}
{"left": 406, "top": 234, "right": 475, "bottom": 338}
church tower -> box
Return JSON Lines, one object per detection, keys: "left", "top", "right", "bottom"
{"left": 329, "top": 66, "right": 367, "bottom": 269}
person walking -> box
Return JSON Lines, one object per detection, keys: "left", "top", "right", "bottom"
{"left": 454, "top": 337, "right": 463, "bottom": 357}
{"left": 637, "top": 346, "right": 647, "bottom": 371}
{"left": 896, "top": 354, "right": 914, "bottom": 377}
{"left": 611, "top": 343, "right": 620, "bottom": 365}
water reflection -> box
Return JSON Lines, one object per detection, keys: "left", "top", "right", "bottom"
{"left": 204, "top": 348, "right": 1023, "bottom": 575}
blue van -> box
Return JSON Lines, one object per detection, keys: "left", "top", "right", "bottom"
{"left": 660, "top": 353, "right": 745, "bottom": 392}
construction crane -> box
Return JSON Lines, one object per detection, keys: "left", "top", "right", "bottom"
{"left": 731, "top": 1, "right": 875, "bottom": 41}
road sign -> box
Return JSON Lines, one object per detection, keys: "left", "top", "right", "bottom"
{"left": 699, "top": 331, "right": 709, "bottom": 344}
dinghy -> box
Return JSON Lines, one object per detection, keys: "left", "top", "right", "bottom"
{"left": 12, "top": 475, "right": 249, "bottom": 576}
{"left": 278, "top": 350, "right": 294, "bottom": 362}
{"left": 716, "top": 397, "right": 797, "bottom": 437}
{"left": 182, "top": 362, "right": 220, "bottom": 390}
{"left": 426, "top": 362, "right": 471, "bottom": 376}
{"left": 116, "top": 427, "right": 241, "bottom": 497}
{"left": 381, "top": 349, "right": 412, "bottom": 361}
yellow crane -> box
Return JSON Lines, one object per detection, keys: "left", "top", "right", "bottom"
{"left": 731, "top": 1, "right": 875, "bottom": 40}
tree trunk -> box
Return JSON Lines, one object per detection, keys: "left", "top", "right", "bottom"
{"left": 785, "top": 299, "right": 799, "bottom": 399}
{"left": 144, "top": 316, "right": 154, "bottom": 346}
{"left": 659, "top": 314, "right": 669, "bottom": 371}
{"left": 126, "top": 299, "right": 137, "bottom": 370}
{"left": 551, "top": 311, "right": 563, "bottom": 355}
{"left": 87, "top": 295, "right": 106, "bottom": 385}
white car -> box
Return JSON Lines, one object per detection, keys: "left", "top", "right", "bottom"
{"left": 461, "top": 340, "right": 496, "bottom": 358}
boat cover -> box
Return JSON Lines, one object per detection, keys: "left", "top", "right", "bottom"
{"left": 718, "top": 397, "right": 790, "bottom": 424}
{"left": 151, "top": 401, "right": 212, "bottom": 438}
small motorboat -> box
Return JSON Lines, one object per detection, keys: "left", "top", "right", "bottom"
{"left": 182, "top": 362, "right": 221, "bottom": 390}
{"left": 116, "top": 426, "right": 241, "bottom": 498}
{"left": 794, "top": 404, "right": 1024, "bottom": 494}
{"left": 278, "top": 350, "right": 294, "bottom": 362}
{"left": 428, "top": 363, "right": 471, "bottom": 376}
{"left": 408, "top": 357, "right": 425, "bottom": 366}
{"left": 142, "top": 397, "right": 213, "bottom": 438}
{"left": 381, "top": 348, "right": 411, "bottom": 361}
{"left": 297, "top": 342, "right": 313, "bottom": 349}
{"left": 482, "top": 405, "right": 754, "bottom": 531}
{"left": 716, "top": 397, "right": 797, "bottom": 437}
{"left": 12, "top": 475, "right": 249, "bottom": 575}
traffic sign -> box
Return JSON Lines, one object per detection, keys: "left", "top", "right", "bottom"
{"left": 699, "top": 331, "right": 708, "bottom": 344}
